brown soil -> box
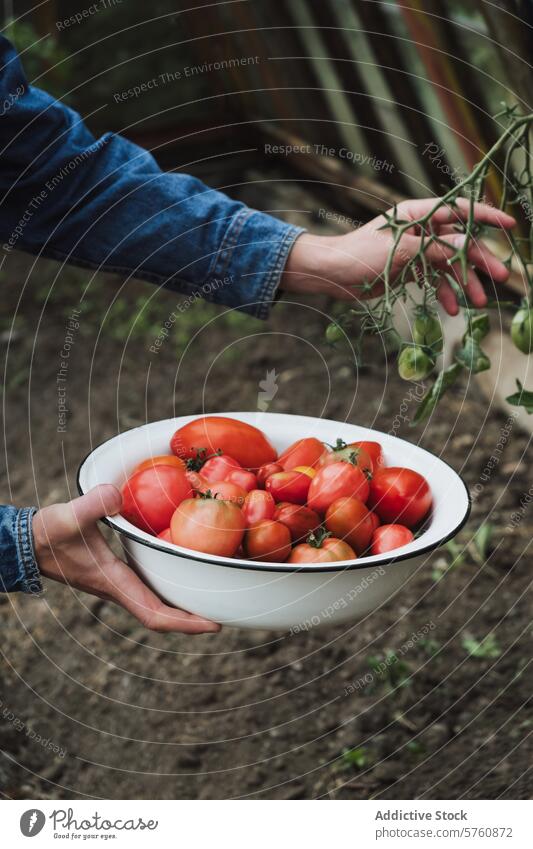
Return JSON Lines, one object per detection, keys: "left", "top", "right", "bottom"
{"left": 1, "top": 183, "right": 532, "bottom": 800}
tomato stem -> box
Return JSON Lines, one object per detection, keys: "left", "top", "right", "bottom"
{"left": 307, "top": 528, "right": 331, "bottom": 548}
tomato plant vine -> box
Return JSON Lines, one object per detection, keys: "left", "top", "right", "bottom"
{"left": 327, "top": 107, "right": 533, "bottom": 423}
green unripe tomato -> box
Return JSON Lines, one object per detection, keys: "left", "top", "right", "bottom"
{"left": 413, "top": 314, "right": 443, "bottom": 352}
{"left": 511, "top": 307, "right": 533, "bottom": 355}
{"left": 326, "top": 322, "right": 344, "bottom": 344}
{"left": 398, "top": 346, "right": 434, "bottom": 381}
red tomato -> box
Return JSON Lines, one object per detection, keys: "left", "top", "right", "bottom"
{"left": 368, "top": 511, "right": 381, "bottom": 533}
{"left": 201, "top": 454, "right": 241, "bottom": 482}
{"left": 307, "top": 462, "right": 370, "bottom": 514}
{"left": 273, "top": 503, "right": 321, "bottom": 543}
{"left": 293, "top": 465, "right": 316, "bottom": 478}
{"left": 225, "top": 468, "right": 257, "bottom": 492}
{"left": 170, "top": 496, "right": 244, "bottom": 557}
{"left": 278, "top": 437, "right": 326, "bottom": 470}
{"left": 319, "top": 439, "right": 372, "bottom": 476}
{"left": 370, "top": 524, "right": 414, "bottom": 555}
{"left": 242, "top": 489, "right": 276, "bottom": 526}
{"left": 324, "top": 497, "right": 374, "bottom": 554}
{"left": 157, "top": 528, "right": 172, "bottom": 542}
{"left": 288, "top": 535, "right": 356, "bottom": 564}
{"left": 207, "top": 481, "right": 246, "bottom": 506}
{"left": 171, "top": 416, "right": 277, "bottom": 469}
{"left": 368, "top": 467, "right": 432, "bottom": 528}
{"left": 121, "top": 466, "right": 192, "bottom": 535}
{"left": 134, "top": 455, "right": 186, "bottom": 475}
{"left": 352, "top": 440, "right": 385, "bottom": 472}
{"left": 186, "top": 470, "right": 210, "bottom": 494}
{"left": 265, "top": 470, "right": 311, "bottom": 505}
{"left": 256, "top": 462, "right": 283, "bottom": 488}
{"left": 244, "top": 520, "right": 292, "bottom": 562}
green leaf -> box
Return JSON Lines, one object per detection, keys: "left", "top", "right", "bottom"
{"left": 467, "top": 313, "right": 490, "bottom": 342}
{"left": 342, "top": 746, "right": 369, "bottom": 769}
{"left": 412, "top": 363, "right": 462, "bottom": 424}
{"left": 462, "top": 632, "right": 501, "bottom": 659}
{"left": 473, "top": 523, "right": 494, "bottom": 561}
{"left": 506, "top": 379, "right": 533, "bottom": 414}
{"left": 406, "top": 740, "right": 426, "bottom": 757}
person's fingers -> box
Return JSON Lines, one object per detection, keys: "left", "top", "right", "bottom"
{"left": 33, "top": 484, "right": 122, "bottom": 549}
{"left": 435, "top": 276, "right": 460, "bottom": 316}
{"left": 395, "top": 197, "right": 515, "bottom": 229}
{"left": 68, "top": 484, "right": 123, "bottom": 531}
{"left": 448, "top": 262, "right": 488, "bottom": 308}
{"left": 399, "top": 231, "right": 459, "bottom": 265}
{"left": 464, "top": 239, "right": 509, "bottom": 282}
{"left": 402, "top": 231, "right": 509, "bottom": 286}
{"left": 431, "top": 198, "right": 516, "bottom": 229}
{"left": 108, "top": 559, "right": 221, "bottom": 633}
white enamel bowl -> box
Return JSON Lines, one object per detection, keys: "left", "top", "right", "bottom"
{"left": 78, "top": 413, "right": 470, "bottom": 631}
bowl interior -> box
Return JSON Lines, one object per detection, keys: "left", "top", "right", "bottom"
{"left": 78, "top": 412, "right": 469, "bottom": 568}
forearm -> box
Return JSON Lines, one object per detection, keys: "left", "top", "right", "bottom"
{"left": 0, "top": 36, "right": 303, "bottom": 318}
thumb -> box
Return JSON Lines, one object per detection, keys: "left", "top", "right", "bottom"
{"left": 68, "top": 484, "right": 122, "bottom": 530}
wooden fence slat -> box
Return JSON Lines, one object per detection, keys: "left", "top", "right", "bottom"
{"left": 353, "top": 1, "right": 445, "bottom": 194}
{"left": 304, "top": 1, "right": 407, "bottom": 193}
{"left": 479, "top": 1, "right": 533, "bottom": 111}
{"left": 398, "top": 0, "right": 495, "bottom": 177}
{"left": 263, "top": 0, "right": 346, "bottom": 150}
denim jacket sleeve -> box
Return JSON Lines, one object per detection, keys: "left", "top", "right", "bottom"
{"left": 0, "top": 36, "right": 304, "bottom": 319}
{"left": 0, "top": 506, "right": 42, "bottom": 595}
{"left": 0, "top": 38, "right": 305, "bottom": 593}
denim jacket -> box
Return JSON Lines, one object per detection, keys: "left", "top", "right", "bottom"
{"left": 0, "top": 36, "right": 304, "bottom": 593}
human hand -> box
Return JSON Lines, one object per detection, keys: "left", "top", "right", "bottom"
{"left": 281, "top": 198, "right": 515, "bottom": 315}
{"left": 32, "top": 485, "right": 221, "bottom": 634}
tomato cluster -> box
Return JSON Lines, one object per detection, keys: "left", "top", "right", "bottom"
{"left": 120, "top": 417, "right": 433, "bottom": 563}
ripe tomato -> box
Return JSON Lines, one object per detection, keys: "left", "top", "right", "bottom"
{"left": 288, "top": 534, "right": 356, "bottom": 564}
{"left": 293, "top": 465, "right": 316, "bottom": 478}
{"left": 370, "top": 524, "right": 414, "bottom": 555}
{"left": 319, "top": 439, "right": 372, "bottom": 476}
{"left": 273, "top": 503, "right": 320, "bottom": 542}
{"left": 244, "top": 520, "right": 292, "bottom": 562}
{"left": 225, "top": 468, "right": 257, "bottom": 492}
{"left": 324, "top": 497, "right": 374, "bottom": 554}
{"left": 242, "top": 489, "right": 276, "bottom": 526}
{"left": 278, "top": 437, "right": 326, "bottom": 470}
{"left": 256, "top": 462, "right": 283, "bottom": 488}
{"left": 157, "top": 528, "right": 172, "bottom": 542}
{"left": 351, "top": 440, "right": 385, "bottom": 472}
{"left": 368, "top": 511, "right": 380, "bottom": 533}
{"left": 171, "top": 416, "right": 277, "bottom": 469}
{"left": 171, "top": 496, "right": 244, "bottom": 557}
{"left": 207, "top": 481, "right": 246, "bottom": 506}
{"left": 186, "top": 470, "right": 209, "bottom": 494}
{"left": 265, "top": 470, "right": 311, "bottom": 505}
{"left": 368, "top": 467, "right": 432, "bottom": 528}
{"left": 134, "top": 455, "right": 186, "bottom": 475}
{"left": 201, "top": 454, "right": 241, "bottom": 482}
{"left": 307, "top": 462, "right": 370, "bottom": 514}
{"left": 121, "top": 466, "right": 192, "bottom": 535}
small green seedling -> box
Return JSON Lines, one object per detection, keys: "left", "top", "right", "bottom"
{"left": 462, "top": 632, "right": 501, "bottom": 659}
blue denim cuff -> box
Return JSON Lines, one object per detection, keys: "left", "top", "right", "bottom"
{"left": 0, "top": 506, "right": 43, "bottom": 595}
{"left": 207, "top": 209, "right": 305, "bottom": 319}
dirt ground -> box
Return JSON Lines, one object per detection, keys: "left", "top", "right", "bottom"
{"left": 1, "top": 182, "right": 532, "bottom": 800}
